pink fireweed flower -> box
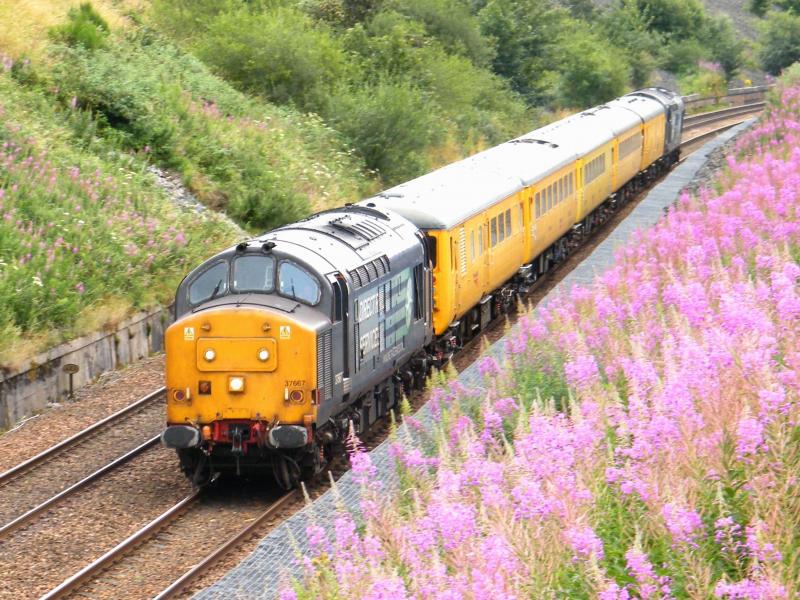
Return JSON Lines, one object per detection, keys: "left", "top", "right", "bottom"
{"left": 714, "top": 578, "right": 787, "bottom": 599}
{"left": 736, "top": 417, "right": 767, "bottom": 459}
{"left": 565, "top": 525, "right": 604, "bottom": 562}
{"left": 564, "top": 353, "right": 600, "bottom": 389}
{"left": 477, "top": 355, "right": 502, "bottom": 378}
{"left": 662, "top": 503, "right": 704, "bottom": 549}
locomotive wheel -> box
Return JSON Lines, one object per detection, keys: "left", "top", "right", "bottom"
{"left": 273, "top": 454, "right": 302, "bottom": 490}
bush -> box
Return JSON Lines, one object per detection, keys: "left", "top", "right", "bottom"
{"left": 390, "top": 0, "right": 493, "bottom": 66}
{"left": 555, "top": 21, "right": 630, "bottom": 107}
{"left": 49, "top": 2, "right": 110, "bottom": 50}
{"left": 760, "top": 10, "right": 800, "bottom": 75}
{"left": 325, "top": 80, "right": 441, "bottom": 184}
{"left": 195, "top": 7, "right": 351, "bottom": 113}
{"left": 50, "top": 34, "right": 367, "bottom": 230}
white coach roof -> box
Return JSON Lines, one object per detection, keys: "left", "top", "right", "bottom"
{"left": 360, "top": 91, "right": 666, "bottom": 230}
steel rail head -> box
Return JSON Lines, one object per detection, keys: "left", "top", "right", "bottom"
{"left": 39, "top": 490, "right": 201, "bottom": 600}
{"left": 152, "top": 491, "right": 299, "bottom": 600}
{"left": 681, "top": 121, "right": 749, "bottom": 149}
{"left": 684, "top": 102, "right": 765, "bottom": 128}
{"left": 0, "top": 386, "right": 165, "bottom": 486}
{"left": 0, "top": 435, "right": 160, "bottom": 540}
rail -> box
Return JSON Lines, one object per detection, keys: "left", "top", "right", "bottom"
{"left": 0, "top": 386, "right": 165, "bottom": 486}
{"left": 40, "top": 491, "right": 202, "bottom": 600}
{"left": 0, "top": 435, "right": 160, "bottom": 539}
{"left": 153, "top": 491, "right": 298, "bottom": 599}
{"left": 683, "top": 102, "right": 765, "bottom": 129}
{"left": 682, "top": 85, "right": 772, "bottom": 107}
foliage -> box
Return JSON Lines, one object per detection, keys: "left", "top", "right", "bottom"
{"left": 286, "top": 79, "right": 800, "bottom": 599}
{"left": 48, "top": 2, "right": 110, "bottom": 50}
{"left": 388, "top": 0, "right": 493, "bottom": 66}
{"left": 477, "top": 0, "right": 565, "bottom": 105}
{"left": 324, "top": 80, "right": 440, "bottom": 184}
{"left": 48, "top": 32, "right": 367, "bottom": 229}
{"left": 195, "top": 7, "right": 350, "bottom": 113}
{"left": 679, "top": 61, "right": 728, "bottom": 96}
{"left": 759, "top": 10, "right": 800, "bottom": 75}
{"left": 0, "top": 70, "right": 236, "bottom": 366}
{"left": 554, "top": 20, "right": 630, "bottom": 107}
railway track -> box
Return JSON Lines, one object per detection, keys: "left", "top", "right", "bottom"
{"left": 0, "top": 101, "right": 765, "bottom": 600}
{"left": 683, "top": 102, "right": 765, "bottom": 131}
{"left": 40, "top": 489, "right": 299, "bottom": 600}
{"left": 0, "top": 387, "right": 165, "bottom": 530}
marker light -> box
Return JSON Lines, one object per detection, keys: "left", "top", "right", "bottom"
{"left": 257, "top": 348, "right": 270, "bottom": 362}
{"left": 204, "top": 348, "right": 216, "bottom": 362}
{"left": 228, "top": 376, "right": 245, "bottom": 393}
{"left": 289, "top": 389, "right": 304, "bottom": 403}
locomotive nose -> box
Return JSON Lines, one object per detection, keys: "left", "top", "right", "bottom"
{"left": 164, "top": 305, "right": 325, "bottom": 438}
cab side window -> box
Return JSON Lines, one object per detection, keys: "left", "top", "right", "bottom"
{"left": 188, "top": 261, "right": 228, "bottom": 305}
{"left": 279, "top": 261, "right": 321, "bottom": 305}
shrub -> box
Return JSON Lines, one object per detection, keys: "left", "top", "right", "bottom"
{"left": 325, "top": 80, "right": 441, "bottom": 184}
{"left": 50, "top": 34, "right": 367, "bottom": 230}
{"left": 555, "top": 21, "right": 630, "bottom": 107}
{"left": 49, "top": 2, "right": 110, "bottom": 50}
{"left": 195, "top": 7, "right": 351, "bottom": 113}
{"left": 759, "top": 10, "right": 800, "bottom": 75}
{"left": 390, "top": 0, "right": 493, "bottom": 66}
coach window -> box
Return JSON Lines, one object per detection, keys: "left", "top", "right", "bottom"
{"left": 478, "top": 226, "right": 484, "bottom": 255}
{"left": 535, "top": 193, "right": 541, "bottom": 218}
{"left": 279, "top": 260, "right": 320, "bottom": 305}
{"left": 189, "top": 261, "right": 228, "bottom": 305}
{"left": 548, "top": 186, "right": 553, "bottom": 210}
{"left": 558, "top": 179, "right": 564, "bottom": 202}
{"left": 491, "top": 217, "right": 497, "bottom": 247}
{"left": 498, "top": 212, "right": 505, "bottom": 242}
{"left": 470, "top": 230, "right": 475, "bottom": 261}
{"left": 233, "top": 255, "right": 275, "bottom": 293}
{"left": 505, "top": 209, "right": 512, "bottom": 235}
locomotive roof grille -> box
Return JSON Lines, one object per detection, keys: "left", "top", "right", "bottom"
{"left": 329, "top": 215, "right": 386, "bottom": 240}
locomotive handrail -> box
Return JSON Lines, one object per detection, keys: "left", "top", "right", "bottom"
{"left": 0, "top": 386, "right": 165, "bottom": 485}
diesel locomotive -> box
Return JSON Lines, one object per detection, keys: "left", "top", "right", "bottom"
{"left": 161, "top": 88, "right": 684, "bottom": 489}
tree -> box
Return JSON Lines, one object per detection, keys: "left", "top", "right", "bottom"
{"left": 760, "top": 10, "right": 800, "bottom": 74}
{"left": 478, "top": 0, "right": 567, "bottom": 104}
{"left": 702, "top": 16, "right": 743, "bottom": 81}
{"left": 556, "top": 21, "right": 630, "bottom": 107}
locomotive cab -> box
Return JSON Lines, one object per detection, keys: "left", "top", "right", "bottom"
{"left": 163, "top": 247, "right": 333, "bottom": 486}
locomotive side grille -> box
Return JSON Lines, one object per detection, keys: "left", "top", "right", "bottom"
{"left": 317, "top": 329, "right": 333, "bottom": 403}
{"left": 348, "top": 268, "right": 363, "bottom": 288}
{"left": 348, "top": 255, "right": 390, "bottom": 289}
{"left": 357, "top": 265, "right": 369, "bottom": 285}
{"left": 366, "top": 261, "right": 379, "bottom": 280}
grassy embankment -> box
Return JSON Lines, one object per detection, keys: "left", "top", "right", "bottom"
{"left": 0, "top": 3, "right": 369, "bottom": 368}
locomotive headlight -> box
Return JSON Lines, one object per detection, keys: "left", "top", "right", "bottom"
{"left": 204, "top": 348, "right": 216, "bottom": 362}
{"left": 228, "top": 376, "right": 245, "bottom": 393}
{"left": 257, "top": 348, "right": 270, "bottom": 362}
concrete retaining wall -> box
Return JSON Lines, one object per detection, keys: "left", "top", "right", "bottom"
{"left": 0, "top": 307, "right": 173, "bottom": 429}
